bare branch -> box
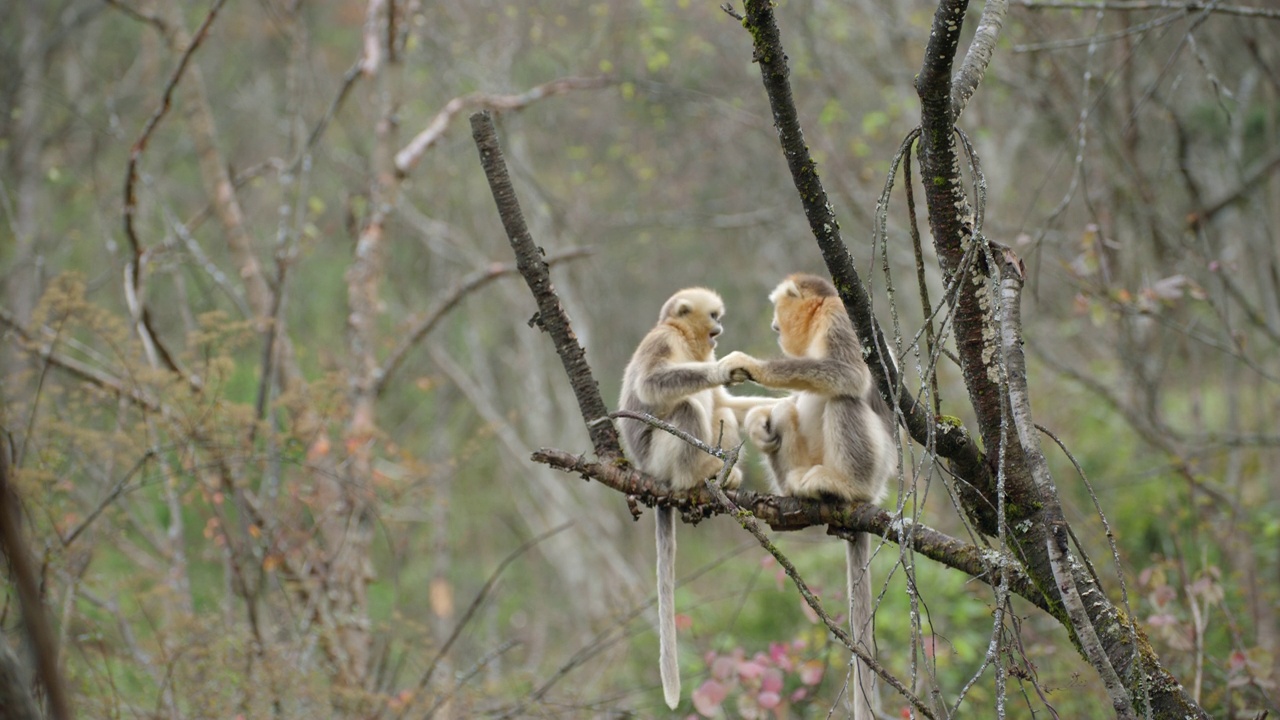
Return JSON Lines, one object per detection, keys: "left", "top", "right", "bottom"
{"left": 952, "top": 0, "right": 1009, "bottom": 122}
{"left": 1014, "top": 0, "right": 1280, "bottom": 19}
{"left": 0, "top": 307, "right": 162, "bottom": 412}
{"left": 469, "top": 111, "right": 621, "bottom": 456}
{"left": 121, "top": 0, "right": 231, "bottom": 377}
{"left": 374, "top": 248, "right": 592, "bottom": 396}
{"left": 397, "top": 77, "right": 612, "bottom": 178}
{"left": 398, "top": 524, "right": 572, "bottom": 720}
{"left": 997, "top": 253, "right": 1135, "bottom": 719}
{"left": 700, "top": 456, "right": 937, "bottom": 720}
{"left": 1, "top": 445, "right": 73, "bottom": 720}
{"left": 532, "top": 447, "right": 1051, "bottom": 614}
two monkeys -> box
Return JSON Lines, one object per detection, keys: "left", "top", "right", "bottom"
{"left": 618, "top": 273, "right": 896, "bottom": 716}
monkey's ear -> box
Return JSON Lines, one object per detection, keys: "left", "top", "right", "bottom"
{"left": 673, "top": 299, "right": 693, "bottom": 316}
{"left": 770, "top": 279, "right": 802, "bottom": 303}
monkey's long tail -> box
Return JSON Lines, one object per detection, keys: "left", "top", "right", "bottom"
{"left": 657, "top": 505, "right": 680, "bottom": 710}
{"left": 847, "top": 533, "right": 878, "bottom": 720}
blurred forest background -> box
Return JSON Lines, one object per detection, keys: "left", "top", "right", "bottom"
{"left": 1, "top": 0, "right": 1278, "bottom": 717}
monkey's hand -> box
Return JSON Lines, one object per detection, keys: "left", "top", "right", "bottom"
{"left": 718, "top": 351, "right": 760, "bottom": 386}
{"left": 744, "top": 405, "right": 780, "bottom": 453}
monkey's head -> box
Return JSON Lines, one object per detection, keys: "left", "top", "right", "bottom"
{"left": 659, "top": 287, "right": 726, "bottom": 358}
{"left": 768, "top": 273, "right": 837, "bottom": 357}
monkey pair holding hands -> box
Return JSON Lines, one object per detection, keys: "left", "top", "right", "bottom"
{"left": 618, "top": 273, "right": 897, "bottom": 716}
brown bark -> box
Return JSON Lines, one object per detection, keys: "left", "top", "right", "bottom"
{"left": 470, "top": 111, "right": 622, "bottom": 458}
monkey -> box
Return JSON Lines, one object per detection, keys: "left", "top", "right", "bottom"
{"left": 719, "top": 273, "right": 896, "bottom": 720}
{"left": 617, "top": 287, "right": 778, "bottom": 710}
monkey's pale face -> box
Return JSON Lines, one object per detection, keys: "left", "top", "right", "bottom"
{"left": 663, "top": 288, "right": 726, "bottom": 355}
{"left": 773, "top": 295, "right": 816, "bottom": 357}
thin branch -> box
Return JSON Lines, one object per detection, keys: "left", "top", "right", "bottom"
{"left": 421, "top": 639, "right": 521, "bottom": 720}
{"left": 0, "top": 307, "right": 162, "bottom": 412}
{"left": 1012, "top": 12, "right": 1188, "bottom": 52}
{"left": 100, "top": 0, "right": 168, "bottom": 34}
{"left": 1, "top": 445, "right": 73, "bottom": 720}
{"left": 374, "top": 248, "right": 592, "bottom": 396}
{"left": 700, "top": 455, "right": 937, "bottom": 720}
{"left": 1190, "top": 145, "right": 1280, "bottom": 228}
{"left": 737, "top": 0, "right": 991, "bottom": 499}
{"left": 291, "top": 61, "right": 364, "bottom": 173}
{"left": 121, "top": 0, "right": 231, "bottom": 378}
{"left": 469, "top": 111, "right": 621, "bottom": 457}
{"left": 952, "top": 0, "right": 1009, "bottom": 122}
{"left": 397, "top": 523, "right": 572, "bottom": 720}
{"left": 532, "top": 447, "right": 1050, "bottom": 614}
{"left": 61, "top": 450, "right": 156, "bottom": 548}
{"left": 997, "top": 253, "right": 1135, "bottom": 719}
{"left": 1014, "top": 0, "right": 1280, "bottom": 19}
{"left": 397, "top": 77, "right": 612, "bottom": 178}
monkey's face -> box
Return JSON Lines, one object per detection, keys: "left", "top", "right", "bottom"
{"left": 769, "top": 279, "right": 815, "bottom": 357}
{"left": 662, "top": 288, "right": 725, "bottom": 355}
{"left": 773, "top": 298, "right": 813, "bottom": 357}
{"left": 698, "top": 302, "right": 725, "bottom": 350}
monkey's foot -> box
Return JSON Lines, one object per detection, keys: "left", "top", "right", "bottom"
{"left": 791, "top": 466, "right": 861, "bottom": 504}
{"left": 745, "top": 406, "right": 780, "bottom": 452}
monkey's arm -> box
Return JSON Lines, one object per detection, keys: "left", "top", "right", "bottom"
{"left": 720, "top": 351, "right": 869, "bottom": 397}
{"left": 634, "top": 361, "right": 730, "bottom": 407}
{"left": 714, "top": 387, "right": 780, "bottom": 422}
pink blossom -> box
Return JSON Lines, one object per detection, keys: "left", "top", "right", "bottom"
{"left": 768, "top": 642, "right": 792, "bottom": 671}
{"left": 761, "top": 668, "right": 784, "bottom": 694}
{"left": 710, "top": 655, "right": 735, "bottom": 681}
{"left": 692, "top": 679, "right": 727, "bottom": 717}
{"left": 737, "top": 659, "right": 767, "bottom": 681}
{"left": 757, "top": 691, "right": 781, "bottom": 710}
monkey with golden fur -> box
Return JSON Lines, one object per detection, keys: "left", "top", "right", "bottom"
{"left": 618, "top": 287, "right": 777, "bottom": 710}
{"left": 719, "top": 273, "right": 896, "bottom": 720}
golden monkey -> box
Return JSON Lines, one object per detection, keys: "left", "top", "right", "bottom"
{"left": 719, "top": 273, "right": 896, "bottom": 720}
{"left": 618, "top": 287, "right": 775, "bottom": 710}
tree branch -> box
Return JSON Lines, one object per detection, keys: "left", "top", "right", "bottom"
{"left": 1014, "top": 0, "right": 1280, "bottom": 19}
{"left": 997, "top": 254, "right": 1136, "bottom": 719}
{"left": 952, "top": 0, "right": 1009, "bottom": 122}
{"left": 397, "top": 77, "right": 612, "bottom": 178}
{"left": 700, "top": 454, "right": 938, "bottom": 720}
{"left": 374, "top": 248, "right": 592, "bottom": 396}
{"left": 1, "top": 445, "right": 73, "bottom": 720}
{"left": 469, "top": 111, "right": 621, "bottom": 457}
{"left": 737, "top": 0, "right": 992, "bottom": 508}
{"left": 531, "top": 447, "right": 1051, "bottom": 615}
{"left": 122, "top": 0, "right": 231, "bottom": 379}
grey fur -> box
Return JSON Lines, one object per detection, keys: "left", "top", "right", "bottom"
{"left": 616, "top": 288, "right": 773, "bottom": 710}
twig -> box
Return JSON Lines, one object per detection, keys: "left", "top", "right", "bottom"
{"left": 61, "top": 450, "right": 156, "bottom": 547}
{"left": 1013, "top": 11, "right": 1188, "bottom": 53}
{"left": 952, "top": 0, "right": 1009, "bottom": 122}
{"left": 699, "top": 454, "right": 936, "bottom": 720}
{"left": 397, "top": 77, "right": 611, "bottom": 177}
{"left": 396, "top": 523, "right": 572, "bottom": 720}
{"left": 121, "top": 0, "right": 231, "bottom": 378}
{"left": 1013, "top": 0, "right": 1280, "bottom": 19}
{"left": 0, "top": 444, "right": 73, "bottom": 720}
{"left": 534, "top": 447, "right": 1051, "bottom": 614}
{"left": 469, "top": 111, "right": 621, "bottom": 457}
{"left": 374, "top": 248, "right": 592, "bottom": 396}
{"left": 0, "top": 307, "right": 162, "bottom": 412}
{"left": 100, "top": 0, "right": 168, "bottom": 33}
{"left": 421, "top": 639, "right": 521, "bottom": 720}
{"left": 997, "top": 253, "right": 1136, "bottom": 719}
{"left": 291, "top": 61, "right": 364, "bottom": 173}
